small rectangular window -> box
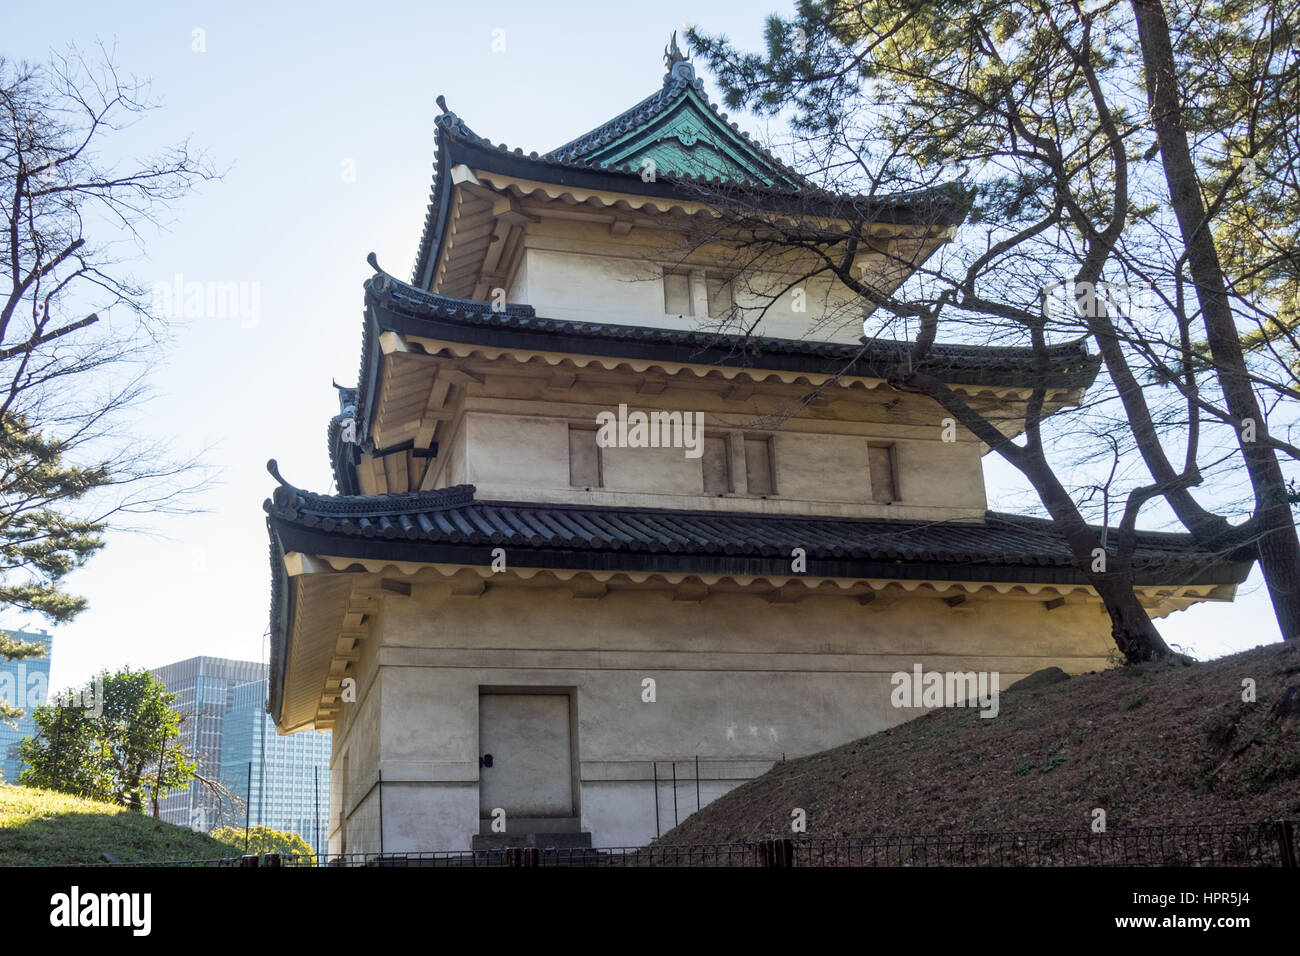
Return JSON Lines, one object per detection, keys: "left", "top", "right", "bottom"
{"left": 706, "top": 275, "right": 734, "bottom": 320}
{"left": 744, "top": 436, "right": 774, "bottom": 496}
{"left": 663, "top": 270, "right": 693, "bottom": 316}
{"left": 869, "top": 444, "right": 897, "bottom": 502}
{"left": 702, "top": 435, "right": 731, "bottom": 494}
{"left": 568, "top": 427, "right": 602, "bottom": 488}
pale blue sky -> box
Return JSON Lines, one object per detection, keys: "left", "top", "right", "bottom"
{"left": 3, "top": 0, "right": 1281, "bottom": 693}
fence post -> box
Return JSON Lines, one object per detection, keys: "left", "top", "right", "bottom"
{"left": 759, "top": 838, "right": 794, "bottom": 868}
{"left": 1275, "top": 820, "right": 1296, "bottom": 867}
{"left": 506, "top": 847, "right": 539, "bottom": 868}
{"left": 652, "top": 762, "right": 660, "bottom": 838}
{"left": 672, "top": 762, "right": 678, "bottom": 827}
{"left": 240, "top": 854, "right": 259, "bottom": 868}
{"left": 264, "top": 852, "right": 282, "bottom": 868}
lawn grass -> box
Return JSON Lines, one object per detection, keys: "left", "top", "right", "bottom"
{"left": 0, "top": 783, "right": 233, "bottom": 865}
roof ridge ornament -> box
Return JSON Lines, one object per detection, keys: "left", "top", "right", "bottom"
{"left": 663, "top": 30, "right": 695, "bottom": 84}
{"left": 365, "top": 251, "right": 396, "bottom": 295}
{"left": 267, "top": 458, "right": 292, "bottom": 489}
{"left": 433, "top": 93, "right": 470, "bottom": 138}
{"left": 265, "top": 459, "right": 305, "bottom": 515}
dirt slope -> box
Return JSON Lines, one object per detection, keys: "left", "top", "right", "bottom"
{"left": 658, "top": 641, "right": 1300, "bottom": 844}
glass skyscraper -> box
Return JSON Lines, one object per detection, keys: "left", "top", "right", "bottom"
{"left": 222, "top": 677, "right": 332, "bottom": 855}
{"left": 0, "top": 628, "right": 54, "bottom": 784}
{"left": 150, "top": 656, "right": 330, "bottom": 853}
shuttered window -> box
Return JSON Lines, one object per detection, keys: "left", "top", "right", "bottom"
{"left": 705, "top": 275, "right": 734, "bottom": 320}
{"left": 869, "top": 444, "right": 897, "bottom": 502}
{"left": 663, "top": 271, "right": 693, "bottom": 315}
{"left": 702, "top": 435, "right": 731, "bottom": 494}
{"left": 744, "top": 437, "right": 775, "bottom": 496}
{"left": 569, "top": 427, "right": 602, "bottom": 488}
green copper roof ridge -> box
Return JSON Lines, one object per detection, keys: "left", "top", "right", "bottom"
{"left": 579, "top": 87, "right": 796, "bottom": 187}
{"left": 546, "top": 60, "right": 804, "bottom": 189}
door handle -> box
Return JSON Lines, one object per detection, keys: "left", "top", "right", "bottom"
{"left": 479, "top": 753, "right": 493, "bottom": 768}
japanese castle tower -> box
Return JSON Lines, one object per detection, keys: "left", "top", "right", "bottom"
{"left": 265, "top": 45, "right": 1248, "bottom": 853}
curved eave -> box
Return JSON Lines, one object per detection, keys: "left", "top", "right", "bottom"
{"left": 266, "top": 522, "right": 294, "bottom": 725}
{"left": 264, "top": 489, "right": 1254, "bottom": 731}
{"left": 270, "top": 514, "right": 1252, "bottom": 590}
{"left": 413, "top": 126, "right": 455, "bottom": 289}
{"left": 352, "top": 273, "right": 1102, "bottom": 449}
{"left": 412, "top": 124, "right": 968, "bottom": 293}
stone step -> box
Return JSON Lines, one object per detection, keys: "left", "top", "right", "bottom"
{"left": 471, "top": 831, "right": 593, "bottom": 851}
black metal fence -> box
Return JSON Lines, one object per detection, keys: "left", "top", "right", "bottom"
{"left": 92, "top": 819, "right": 1298, "bottom": 867}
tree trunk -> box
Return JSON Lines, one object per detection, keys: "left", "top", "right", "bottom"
{"left": 908, "top": 370, "right": 1174, "bottom": 663}
{"left": 1256, "top": 514, "right": 1300, "bottom": 639}
{"left": 1092, "top": 572, "right": 1173, "bottom": 662}
{"left": 1131, "top": 0, "right": 1300, "bottom": 640}
{"left": 1023, "top": 442, "right": 1175, "bottom": 662}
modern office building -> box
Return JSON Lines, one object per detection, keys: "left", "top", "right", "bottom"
{"left": 150, "top": 656, "right": 330, "bottom": 853}
{"left": 0, "top": 628, "right": 54, "bottom": 784}
{"left": 149, "top": 656, "right": 265, "bottom": 830}
{"left": 222, "top": 677, "right": 332, "bottom": 854}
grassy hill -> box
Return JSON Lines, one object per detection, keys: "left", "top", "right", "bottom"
{"left": 658, "top": 640, "right": 1300, "bottom": 844}
{"left": 0, "top": 784, "right": 233, "bottom": 865}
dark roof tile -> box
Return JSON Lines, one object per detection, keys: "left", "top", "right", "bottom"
{"left": 412, "top": 78, "right": 967, "bottom": 288}
{"left": 264, "top": 479, "right": 1252, "bottom": 589}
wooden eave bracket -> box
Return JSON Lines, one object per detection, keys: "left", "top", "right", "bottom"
{"left": 443, "top": 368, "right": 486, "bottom": 387}
{"left": 492, "top": 195, "right": 540, "bottom": 226}
{"left": 283, "top": 552, "right": 337, "bottom": 577}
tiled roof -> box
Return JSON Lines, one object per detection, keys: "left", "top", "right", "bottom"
{"left": 332, "top": 270, "right": 1103, "bottom": 494}
{"left": 265, "top": 472, "right": 1250, "bottom": 588}
{"left": 412, "top": 70, "right": 968, "bottom": 287}
{"left": 264, "top": 469, "right": 1252, "bottom": 724}
{"left": 369, "top": 273, "right": 1097, "bottom": 380}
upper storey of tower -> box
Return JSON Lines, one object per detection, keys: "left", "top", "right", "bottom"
{"left": 409, "top": 41, "right": 967, "bottom": 344}
{"left": 324, "top": 41, "right": 1098, "bottom": 506}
